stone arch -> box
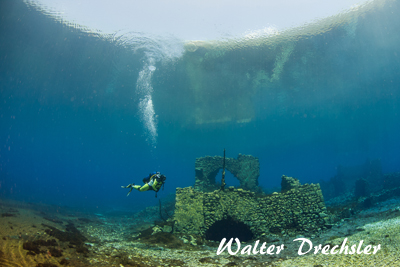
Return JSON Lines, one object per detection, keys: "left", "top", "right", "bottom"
{"left": 217, "top": 169, "right": 241, "bottom": 187}
{"left": 194, "top": 153, "right": 261, "bottom": 192}
{"left": 205, "top": 215, "right": 254, "bottom": 242}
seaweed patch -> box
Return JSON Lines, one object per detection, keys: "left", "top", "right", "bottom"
{"left": 42, "top": 222, "right": 89, "bottom": 254}
{"left": 23, "top": 239, "right": 59, "bottom": 256}
{"left": 1, "top": 213, "right": 17, "bottom": 217}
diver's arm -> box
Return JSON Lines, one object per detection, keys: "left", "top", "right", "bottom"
{"left": 152, "top": 179, "right": 159, "bottom": 188}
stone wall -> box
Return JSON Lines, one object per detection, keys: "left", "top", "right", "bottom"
{"left": 174, "top": 176, "right": 328, "bottom": 238}
{"left": 194, "top": 154, "right": 261, "bottom": 192}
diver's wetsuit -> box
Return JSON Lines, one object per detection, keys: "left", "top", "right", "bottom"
{"left": 122, "top": 172, "right": 166, "bottom": 196}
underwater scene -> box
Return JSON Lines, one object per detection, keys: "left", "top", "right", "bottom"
{"left": 1, "top": 0, "right": 400, "bottom": 266}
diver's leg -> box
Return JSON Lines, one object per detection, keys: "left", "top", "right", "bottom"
{"left": 126, "top": 185, "right": 143, "bottom": 196}
{"left": 137, "top": 184, "right": 150, "bottom": 192}
{"left": 122, "top": 184, "right": 149, "bottom": 195}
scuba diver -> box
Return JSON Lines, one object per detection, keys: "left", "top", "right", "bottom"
{"left": 121, "top": 172, "right": 166, "bottom": 198}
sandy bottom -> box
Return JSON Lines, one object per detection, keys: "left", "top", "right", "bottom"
{"left": 1, "top": 198, "right": 400, "bottom": 267}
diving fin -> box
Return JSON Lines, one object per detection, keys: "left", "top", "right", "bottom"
{"left": 126, "top": 187, "right": 133, "bottom": 196}
{"left": 122, "top": 183, "right": 135, "bottom": 196}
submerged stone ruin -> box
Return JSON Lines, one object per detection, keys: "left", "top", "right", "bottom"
{"left": 174, "top": 154, "right": 328, "bottom": 240}
{"left": 319, "top": 159, "right": 383, "bottom": 201}
{"left": 194, "top": 154, "right": 261, "bottom": 192}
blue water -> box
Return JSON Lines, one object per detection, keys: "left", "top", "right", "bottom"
{"left": 1, "top": 0, "right": 400, "bottom": 213}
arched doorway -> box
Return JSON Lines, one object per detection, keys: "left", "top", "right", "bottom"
{"left": 205, "top": 216, "right": 254, "bottom": 242}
